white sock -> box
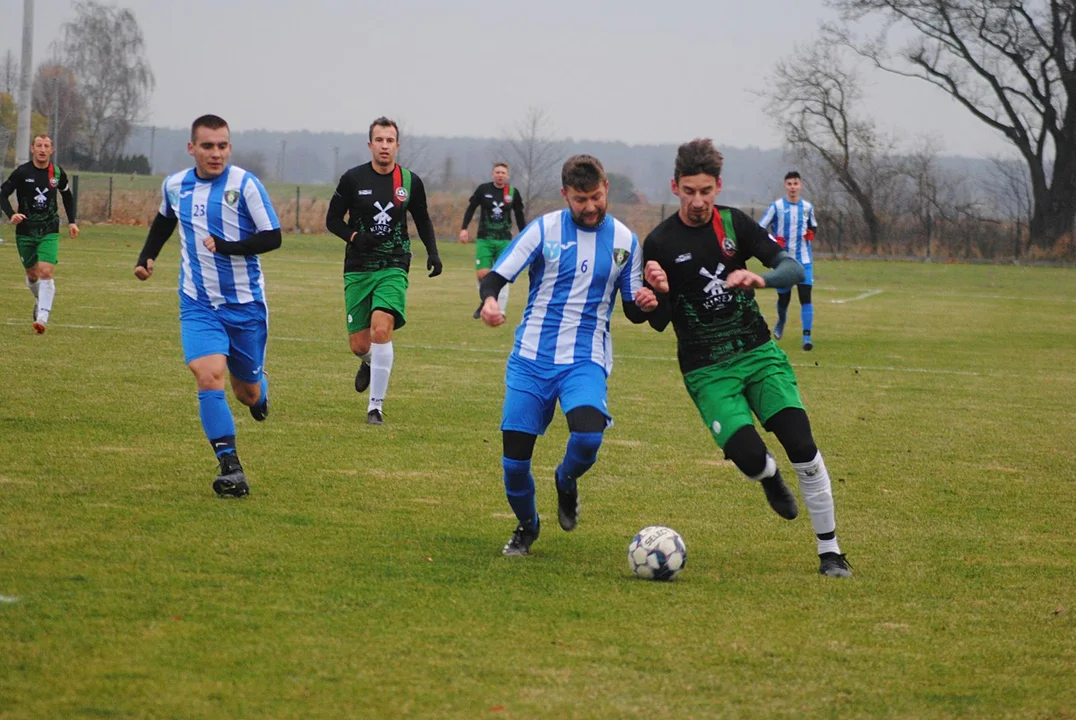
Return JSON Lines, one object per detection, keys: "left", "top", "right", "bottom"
{"left": 26, "top": 277, "right": 40, "bottom": 298}
{"left": 792, "top": 451, "right": 841, "bottom": 555}
{"left": 497, "top": 284, "right": 510, "bottom": 316}
{"left": 367, "top": 341, "right": 393, "bottom": 412}
{"left": 358, "top": 350, "right": 371, "bottom": 365}
{"left": 37, "top": 278, "right": 56, "bottom": 324}
{"left": 747, "top": 453, "right": 777, "bottom": 481}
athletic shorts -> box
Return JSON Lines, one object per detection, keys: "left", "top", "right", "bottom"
{"left": 776, "top": 263, "right": 812, "bottom": 293}
{"left": 682, "top": 340, "right": 804, "bottom": 449}
{"left": 501, "top": 355, "right": 611, "bottom": 435}
{"left": 344, "top": 268, "right": 408, "bottom": 333}
{"left": 16, "top": 233, "right": 59, "bottom": 269}
{"left": 476, "top": 238, "right": 512, "bottom": 271}
{"left": 179, "top": 292, "right": 268, "bottom": 383}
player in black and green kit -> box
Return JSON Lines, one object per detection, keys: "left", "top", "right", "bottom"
{"left": 459, "top": 162, "right": 526, "bottom": 319}
{"left": 326, "top": 117, "right": 442, "bottom": 425}
{"left": 638, "top": 138, "right": 851, "bottom": 578}
{"left": 0, "top": 134, "right": 80, "bottom": 333}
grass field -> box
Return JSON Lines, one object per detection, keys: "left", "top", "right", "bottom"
{"left": 1, "top": 226, "right": 1074, "bottom": 719}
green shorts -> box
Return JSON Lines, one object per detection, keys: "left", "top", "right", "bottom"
{"left": 683, "top": 340, "right": 805, "bottom": 449}
{"left": 475, "top": 238, "right": 512, "bottom": 271}
{"left": 16, "top": 233, "right": 59, "bottom": 269}
{"left": 344, "top": 267, "right": 409, "bottom": 333}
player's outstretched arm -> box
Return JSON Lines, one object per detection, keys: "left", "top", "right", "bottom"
{"left": 758, "top": 253, "right": 805, "bottom": 290}
{"left": 0, "top": 171, "right": 17, "bottom": 220}
{"left": 135, "top": 213, "right": 178, "bottom": 280}
{"left": 478, "top": 271, "right": 509, "bottom": 326}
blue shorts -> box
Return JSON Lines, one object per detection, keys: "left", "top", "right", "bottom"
{"left": 777, "top": 263, "right": 812, "bottom": 293}
{"left": 179, "top": 293, "right": 268, "bottom": 383}
{"left": 501, "top": 355, "right": 610, "bottom": 435}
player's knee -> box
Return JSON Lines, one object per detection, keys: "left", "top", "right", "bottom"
{"left": 25, "top": 268, "right": 39, "bottom": 282}
{"left": 565, "top": 406, "right": 607, "bottom": 434}
{"left": 503, "top": 431, "right": 536, "bottom": 461}
{"left": 189, "top": 365, "right": 226, "bottom": 390}
{"left": 233, "top": 382, "right": 260, "bottom": 406}
{"left": 568, "top": 430, "right": 603, "bottom": 463}
{"left": 477, "top": 269, "right": 490, "bottom": 281}
{"left": 349, "top": 335, "right": 370, "bottom": 356}
{"left": 764, "top": 407, "right": 818, "bottom": 463}
{"left": 798, "top": 285, "right": 812, "bottom": 305}
{"left": 370, "top": 314, "right": 395, "bottom": 343}
{"left": 722, "top": 425, "right": 769, "bottom": 477}
{"left": 37, "top": 266, "right": 53, "bottom": 281}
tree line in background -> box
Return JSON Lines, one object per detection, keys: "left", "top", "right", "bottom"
{"left": 0, "top": 1, "right": 153, "bottom": 173}
{"left": 1, "top": 0, "right": 1072, "bottom": 253}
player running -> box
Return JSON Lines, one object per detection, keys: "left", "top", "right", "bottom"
{"left": 459, "top": 162, "right": 526, "bottom": 320}
{"left": 759, "top": 171, "right": 818, "bottom": 350}
{"left": 640, "top": 139, "right": 851, "bottom": 577}
{"left": 326, "top": 117, "right": 442, "bottom": 425}
{"left": 133, "top": 114, "right": 282, "bottom": 497}
{"left": 0, "top": 134, "right": 79, "bottom": 334}
{"left": 478, "top": 154, "right": 658, "bottom": 556}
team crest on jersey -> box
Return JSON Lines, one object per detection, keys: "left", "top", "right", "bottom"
{"left": 721, "top": 236, "right": 737, "bottom": 257}
{"left": 395, "top": 186, "right": 409, "bottom": 202}
{"left": 168, "top": 189, "right": 180, "bottom": 207}
{"left": 613, "top": 248, "right": 629, "bottom": 267}
{"left": 224, "top": 190, "right": 240, "bottom": 208}
{"left": 48, "top": 177, "right": 58, "bottom": 188}
{"left": 542, "top": 235, "right": 562, "bottom": 261}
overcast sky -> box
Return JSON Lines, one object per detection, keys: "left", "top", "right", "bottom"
{"left": 1, "top": 0, "right": 1013, "bottom": 157}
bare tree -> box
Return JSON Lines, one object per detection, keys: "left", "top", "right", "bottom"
{"left": 984, "top": 155, "right": 1035, "bottom": 257}
{"left": 499, "top": 107, "right": 562, "bottom": 203}
{"left": 59, "top": 1, "right": 155, "bottom": 168}
{"left": 825, "top": 0, "right": 1076, "bottom": 249}
{"left": 0, "top": 51, "right": 17, "bottom": 96}
{"left": 764, "top": 45, "right": 905, "bottom": 252}
{"left": 32, "top": 62, "right": 84, "bottom": 162}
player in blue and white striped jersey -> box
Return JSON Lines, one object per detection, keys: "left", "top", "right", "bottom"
{"left": 134, "top": 115, "right": 282, "bottom": 498}
{"left": 478, "top": 155, "right": 658, "bottom": 556}
{"left": 758, "top": 171, "right": 818, "bottom": 350}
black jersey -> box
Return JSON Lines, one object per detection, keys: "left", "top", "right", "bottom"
{"left": 325, "top": 162, "right": 437, "bottom": 273}
{"left": 0, "top": 161, "right": 76, "bottom": 237}
{"left": 644, "top": 206, "right": 785, "bottom": 374}
{"left": 461, "top": 182, "right": 526, "bottom": 240}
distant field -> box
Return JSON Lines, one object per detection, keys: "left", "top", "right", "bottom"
{"left": 1, "top": 227, "right": 1074, "bottom": 718}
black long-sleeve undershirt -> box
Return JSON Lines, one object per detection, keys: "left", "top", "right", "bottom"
{"left": 135, "top": 213, "right": 282, "bottom": 267}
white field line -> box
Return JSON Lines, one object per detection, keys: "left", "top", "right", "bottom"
{"left": 830, "top": 289, "right": 883, "bottom": 304}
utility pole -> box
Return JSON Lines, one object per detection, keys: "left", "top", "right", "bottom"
{"left": 15, "top": 0, "right": 34, "bottom": 165}
{"left": 149, "top": 126, "right": 156, "bottom": 174}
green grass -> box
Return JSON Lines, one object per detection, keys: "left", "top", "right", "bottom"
{"left": 1, "top": 227, "right": 1074, "bottom": 719}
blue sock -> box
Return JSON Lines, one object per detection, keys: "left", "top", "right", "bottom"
{"left": 802, "top": 303, "right": 814, "bottom": 334}
{"left": 255, "top": 375, "right": 269, "bottom": 408}
{"left": 198, "top": 389, "right": 237, "bottom": 457}
{"left": 776, "top": 297, "right": 788, "bottom": 326}
{"left": 502, "top": 457, "right": 538, "bottom": 530}
{"left": 558, "top": 431, "right": 603, "bottom": 493}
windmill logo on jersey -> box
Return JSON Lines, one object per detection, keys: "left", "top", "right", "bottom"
{"left": 491, "top": 201, "right": 504, "bottom": 220}
{"left": 699, "top": 263, "right": 734, "bottom": 310}
{"left": 224, "top": 190, "right": 240, "bottom": 208}
{"left": 372, "top": 201, "right": 394, "bottom": 235}
{"left": 33, "top": 186, "right": 48, "bottom": 208}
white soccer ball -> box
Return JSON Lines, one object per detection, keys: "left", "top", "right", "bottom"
{"left": 628, "top": 526, "right": 687, "bottom": 581}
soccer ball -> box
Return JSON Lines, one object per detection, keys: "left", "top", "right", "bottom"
{"left": 628, "top": 526, "right": 687, "bottom": 581}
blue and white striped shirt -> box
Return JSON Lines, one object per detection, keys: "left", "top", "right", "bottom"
{"left": 159, "top": 166, "right": 280, "bottom": 307}
{"left": 493, "top": 209, "right": 642, "bottom": 375}
{"left": 759, "top": 198, "right": 816, "bottom": 266}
